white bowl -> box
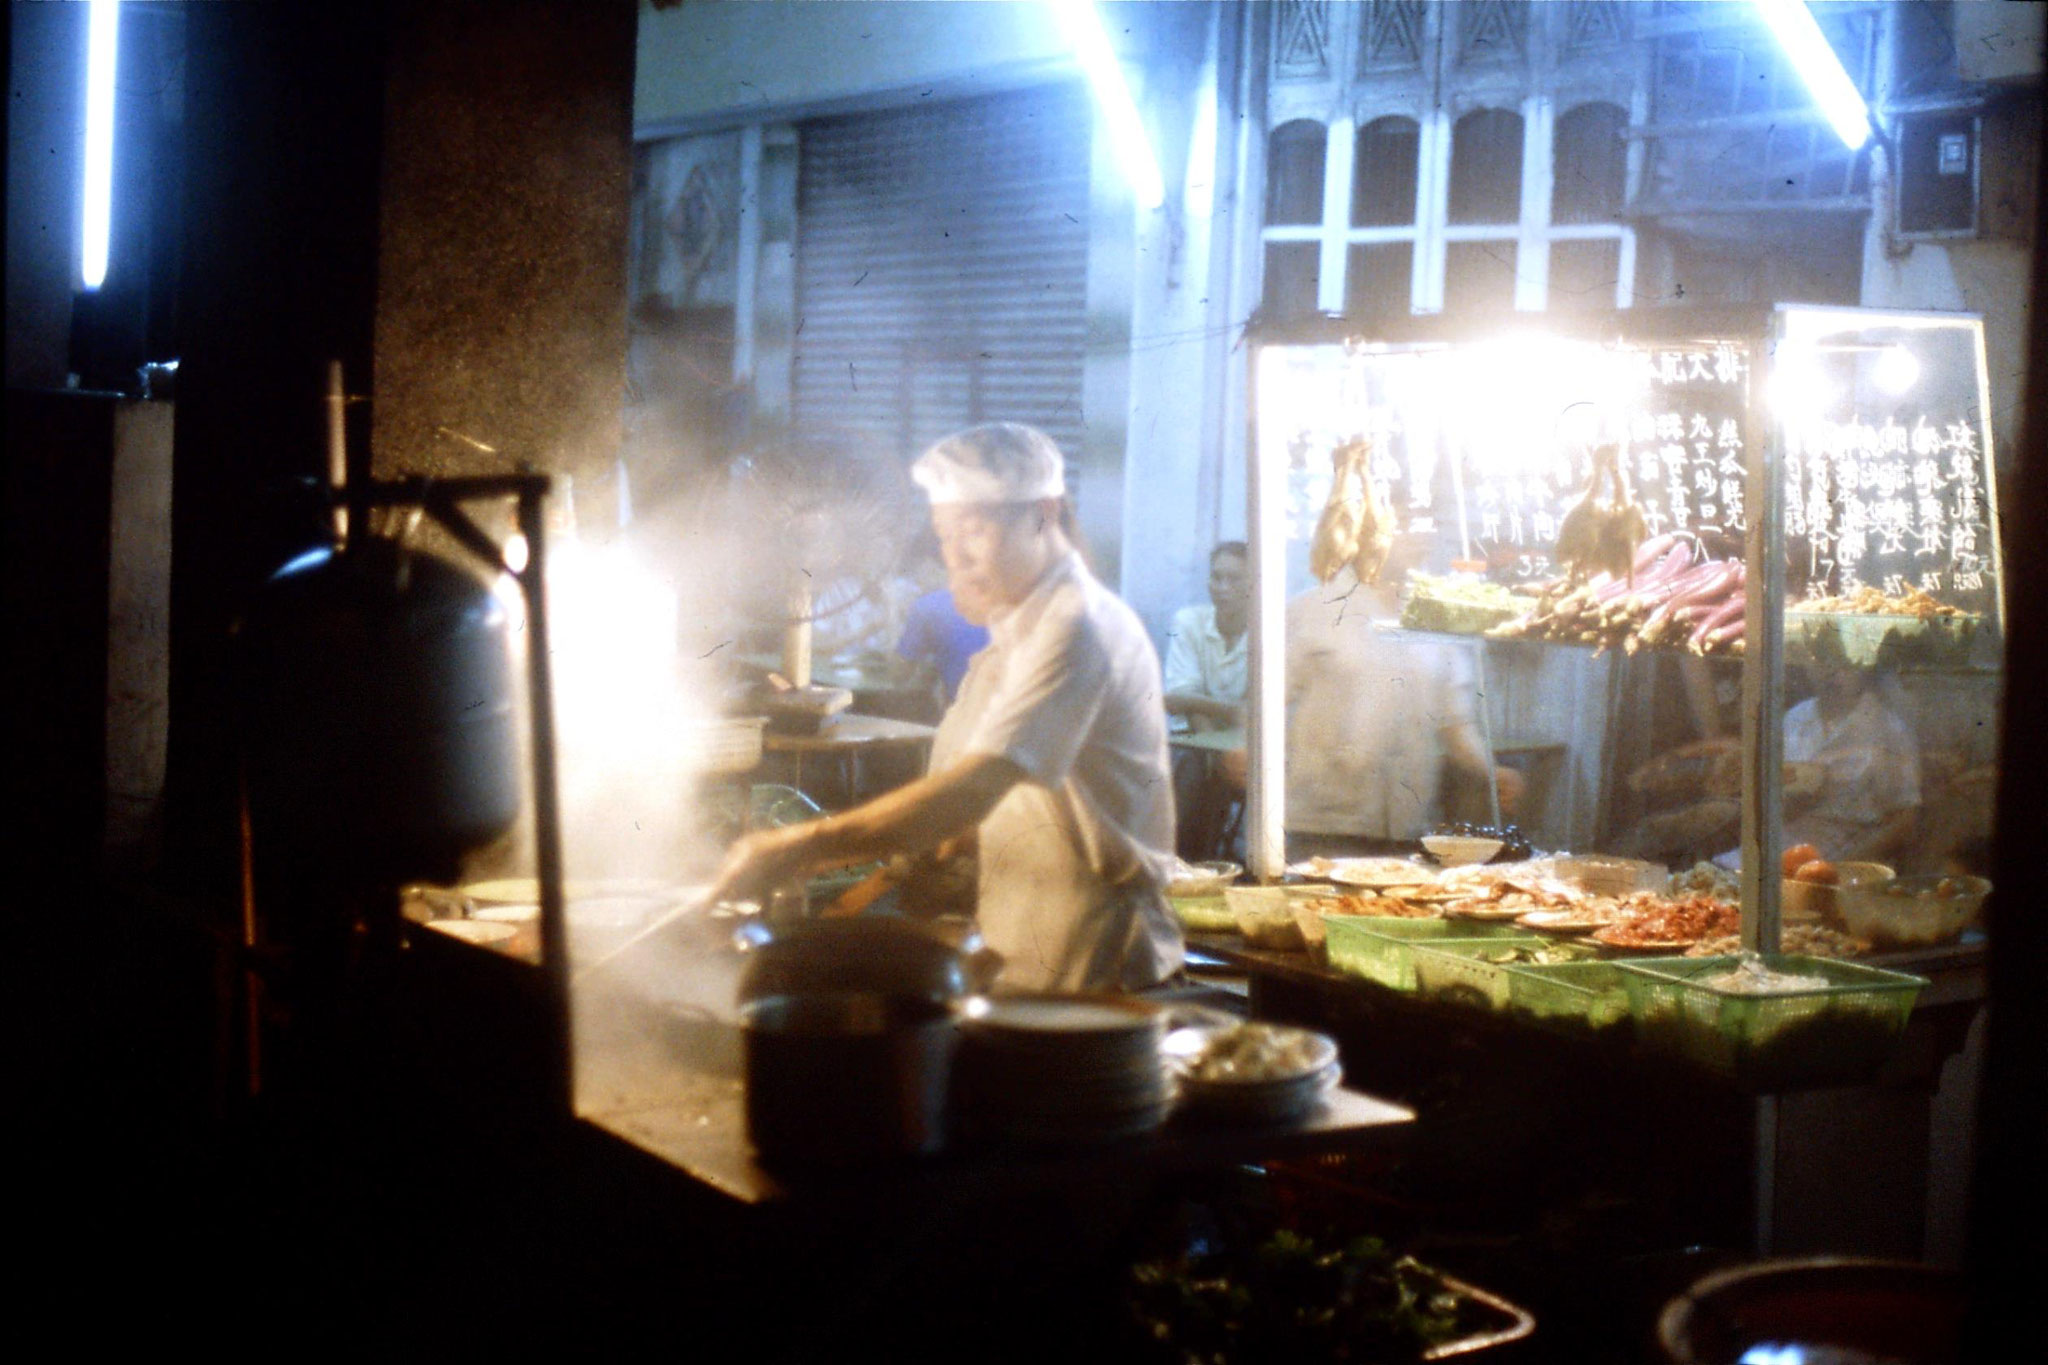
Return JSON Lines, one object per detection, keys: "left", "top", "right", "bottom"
{"left": 1421, "top": 835, "right": 1505, "bottom": 867}
{"left": 1167, "top": 860, "right": 1242, "bottom": 898}
{"left": 1840, "top": 873, "right": 1988, "bottom": 948}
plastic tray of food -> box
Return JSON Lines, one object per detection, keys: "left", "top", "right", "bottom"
{"left": 1225, "top": 884, "right": 1336, "bottom": 950}
{"left": 1322, "top": 916, "right": 1538, "bottom": 992}
{"left": 1412, "top": 940, "right": 1599, "bottom": 1012}
{"left": 1615, "top": 954, "right": 1928, "bottom": 1090}
{"left": 1170, "top": 893, "right": 1238, "bottom": 934}
{"left": 1503, "top": 960, "right": 1634, "bottom": 1037}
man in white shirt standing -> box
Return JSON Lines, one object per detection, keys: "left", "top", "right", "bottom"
{"left": 709, "top": 423, "right": 1183, "bottom": 993}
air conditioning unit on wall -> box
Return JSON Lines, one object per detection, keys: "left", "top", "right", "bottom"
{"left": 1894, "top": 110, "right": 1980, "bottom": 240}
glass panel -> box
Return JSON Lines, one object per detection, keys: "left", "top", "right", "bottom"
{"left": 1448, "top": 108, "right": 1524, "bottom": 225}
{"left": 1352, "top": 116, "right": 1421, "bottom": 227}
{"left": 1443, "top": 240, "right": 1518, "bottom": 313}
{"left": 1549, "top": 238, "right": 1623, "bottom": 310}
{"left": 1266, "top": 119, "right": 1328, "bottom": 226}
{"left": 1262, "top": 241, "right": 1323, "bottom": 319}
{"left": 1345, "top": 242, "right": 1415, "bottom": 320}
{"left": 1552, "top": 103, "right": 1627, "bottom": 224}
{"left": 1772, "top": 311, "right": 2003, "bottom": 948}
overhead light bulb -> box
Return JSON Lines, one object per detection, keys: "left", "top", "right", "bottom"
{"left": 1753, "top": 0, "right": 1873, "bottom": 151}
{"left": 1049, "top": 0, "right": 1166, "bottom": 211}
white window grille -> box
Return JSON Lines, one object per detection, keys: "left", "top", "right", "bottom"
{"left": 1258, "top": 2, "right": 1635, "bottom": 320}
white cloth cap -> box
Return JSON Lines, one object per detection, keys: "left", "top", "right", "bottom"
{"left": 911, "top": 422, "right": 1067, "bottom": 505}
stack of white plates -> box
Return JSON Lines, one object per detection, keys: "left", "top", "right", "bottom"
{"left": 957, "top": 996, "right": 1170, "bottom": 1144}
{"left": 1164, "top": 1023, "right": 1342, "bottom": 1127}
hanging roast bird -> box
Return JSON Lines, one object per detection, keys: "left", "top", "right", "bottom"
{"left": 1310, "top": 438, "right": 1396, "bottom": 585}
{"left": 1554, "top": 440, "right": 1648, "bottom": 585}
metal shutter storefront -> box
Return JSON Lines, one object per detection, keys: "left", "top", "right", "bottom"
{"left": 793, "top": 83, "right": 1092, "bottom": 468}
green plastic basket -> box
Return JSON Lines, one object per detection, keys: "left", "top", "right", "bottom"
{"left": 1413, "top": 940, "right": 1599, "bottom": 1012}
{"left": 1616, "top": 954, "right": 1928, "bottom": 1090}
{"left": 1503, "top": 960, "right": 1634, "bottom": 1037}
{"left": 1322, "top": 915, "right": 1538, "bottom": 992}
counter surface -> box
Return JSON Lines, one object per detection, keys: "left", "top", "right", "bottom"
{"left": 575, "top": 1004, "right": 1413, "bottom": 1207}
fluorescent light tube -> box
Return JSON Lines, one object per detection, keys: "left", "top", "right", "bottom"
{"left": 1754, "top": 0, "right": 1872, "bottom": 151}
{"left": 82, "top": 0, "right": 120, "bottom": 290}
{"left": 1049, "top": 0, "right": 1166, "bottom": 211}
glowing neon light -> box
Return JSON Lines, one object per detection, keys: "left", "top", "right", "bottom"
{"left": 1754, "top": 0, "right": 1872, "bottom": 151}
{"left": 1049, "top": 0, "right": 1165, "bottom": 211}
{"left": 82, "top": 0, "right": 120, "bottom": 290}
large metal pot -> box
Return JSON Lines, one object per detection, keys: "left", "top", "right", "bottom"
{"left": 237, "top": 536, "right": 519, "bottom": 886}
{"left": 1658, "top": 1257, "right": 1966, "bottom": 1365}
{"left": 733, "top": 913, "right": 999, "bottom": 1005}
{"left": 742, "top": 991, "right": 958, "bottom": 1167}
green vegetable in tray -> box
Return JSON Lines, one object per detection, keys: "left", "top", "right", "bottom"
{"left": 1128, "top": 1230, "right": 1471, "bottom": 1364}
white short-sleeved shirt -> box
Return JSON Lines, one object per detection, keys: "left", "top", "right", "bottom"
{"left": 1783, "top": 690, "right": 1921, "bottom": 851}
{"left": 1163, "top": 603, "right": 1248, "bottom": 734}
{"left": 1284, "top": 581, "right": 1480, "bottom": 839}
{"left": 929, "top": 552, "right": 1183, "bottom": 992}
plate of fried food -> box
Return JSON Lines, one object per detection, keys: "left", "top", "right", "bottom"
{"left": 1516, "top": 903, "right": 1622, "bottom": 935}
{"left": 1298, "top": 856, "right": 1436, "bottom": 889}
{"left": 1590, "top": 891, "right": 1740, "bottom": 952}
{"left": 1296, "top": 892, "right": 1442, "bottom": 920}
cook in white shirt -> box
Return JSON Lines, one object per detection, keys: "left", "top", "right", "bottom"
{"left": 709, "top": 423, "right": 1182, "bottom": 993}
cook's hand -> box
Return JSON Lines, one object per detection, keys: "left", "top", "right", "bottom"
{"left": 707, "top": 826, "right": 810, "bottom": 907}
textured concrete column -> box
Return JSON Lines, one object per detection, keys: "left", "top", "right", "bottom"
{"left": 372, "top": 0, "right": 637, "bottom": 501}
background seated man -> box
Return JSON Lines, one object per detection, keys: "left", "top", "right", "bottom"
{"left": 1782, "top": 663, "right": 1921, "bottom": 864}
{"left": 1164, "top": 541, "right": 1249, "bottom": 734}
{"left": 1166, "top": 541, "right": 1250, "bottom": 858}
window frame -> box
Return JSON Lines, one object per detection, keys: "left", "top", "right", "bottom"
{"left": 1256, "top": 2, "right": 1639, "bottom": 319}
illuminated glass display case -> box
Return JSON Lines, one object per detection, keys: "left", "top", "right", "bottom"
{"left": 1241, "top": 306, "right": 2003, "bottom": 961}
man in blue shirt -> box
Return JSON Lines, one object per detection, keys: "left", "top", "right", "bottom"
{"left": 897, "top": 585, "right": 989, "bottom": 707}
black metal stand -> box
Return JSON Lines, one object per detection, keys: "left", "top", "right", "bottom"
{"left": 234, "top": 473, "right": 572, "bottom": 1116}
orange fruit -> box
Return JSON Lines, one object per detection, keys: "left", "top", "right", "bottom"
{"left": 1781, "top": 843, "right": 1822, "bottom": 878}
{"left": 1794, "top": 860, "right": 1838, "bottom": 885}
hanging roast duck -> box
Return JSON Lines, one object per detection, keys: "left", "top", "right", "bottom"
{"left": 1553, "top": 439, "right": 1648, "bottom": 585}
{"left": 1309, "top": 438, "right": 1395, "bottom": 585}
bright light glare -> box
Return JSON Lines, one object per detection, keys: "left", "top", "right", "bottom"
{"left": 1753, "top": 0, "right": 1872, "bottom": 151}
{"left": 1448, "top": 339, "right": 1647, "bottom": 482}
{"left": 81, "top": 0, "right": 120, "bottom": 290}
{"left": 1049, "top": 0, "right": 1166, "bottom": 211}
{"left": 1771, "top": 345, "right": 1835, "bottom": 420}
{"left": 1738, "top": 1346, "right": 1808, "bottom": 1365}
{"left": 1185, "top": 77, "right": 1217, "bottom": 219}
{"left": 1874, "top": 345, "right": 1920, "bottom": 395}
{"left": 549, "top": 540, "right": 684, "bottom": 763}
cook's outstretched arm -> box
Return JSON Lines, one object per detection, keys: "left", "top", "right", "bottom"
{"left": 707, "top": 753, "right": 1026, "bottom": 905}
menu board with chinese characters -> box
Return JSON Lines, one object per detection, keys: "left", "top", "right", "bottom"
{"left": 1778, "top": 321, "right": 1999, "bottom": 619}
{"left": 1464, "top": 341, "right": 1754, "bottom": 584}
{"left": 1253, "top": 319, "right": 2000, "bottom": 625}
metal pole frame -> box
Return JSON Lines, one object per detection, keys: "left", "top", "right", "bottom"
{"left": 349, "top": 473, "right": 574, "bottom": 1116}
